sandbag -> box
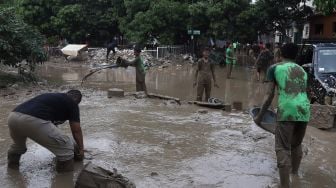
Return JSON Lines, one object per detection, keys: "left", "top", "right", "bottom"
{"left": 75, "top": 162, "right": 136, "bottom": 188}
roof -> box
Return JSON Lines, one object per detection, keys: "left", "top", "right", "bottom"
{"left": 314, "top": 43, "right": 336, "bottom": 48}
{"left": 61, "top": 44, "right": 87, "bottom": 57}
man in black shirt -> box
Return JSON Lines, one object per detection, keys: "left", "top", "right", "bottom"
{"left": 7, "top": 90, "right": 84, "bottom": 173}
{"left": 106, "top": 37, "right": 118, "bottom": 61}
{"left": 255, "top": 43, "right": 274, "bottom": 82}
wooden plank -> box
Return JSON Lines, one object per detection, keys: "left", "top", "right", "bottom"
{"left": 188, "top": 101, "right": 225, "bottom": 109}
{"left": 148, "top": 93, "right": 181, "bottom": 105}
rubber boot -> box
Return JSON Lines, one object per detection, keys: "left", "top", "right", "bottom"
{"left": 279, "top": 167, "right": 290, "bottom": 188}
{"left": 56, "top": 159, "right": 74, "bottom": 173}
{"left": 7, "top": 153, "right": 21, "bottom": 169}
{"left": 291, "top": 146, "right": 303, "bottom": 175}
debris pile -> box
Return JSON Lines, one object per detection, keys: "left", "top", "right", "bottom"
{"left": 89, "top": 48, "right": 194, "bottom": 67}
{"left": 89, "top": 48, "right": 154, "bottom": 65}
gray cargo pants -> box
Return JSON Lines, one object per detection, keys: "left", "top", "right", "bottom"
{"left": 7, "top": 112, "right": 74, "bottom": 161}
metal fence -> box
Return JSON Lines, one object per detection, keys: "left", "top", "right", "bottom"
{"left": 143, "top": 45, "right": 189, "bottom": 59}
{"left": 47, "top": 45, "right": 191, "bottom": 60}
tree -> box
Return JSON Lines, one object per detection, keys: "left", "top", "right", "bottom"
{"left": 254, "top": 0, "right": 313, "bottom": 42}
{"left": 236, "top": 4, "right": 264, "bottom": 43}
{"left": 17, "top": 0, "right": 318, "bottom": 45}
{"left": 51, "top": 4, "right": 87, "bottom": 43}
{"left": 120, "top": 0, "right": 188, "bottom": 44}
{"left": 314, "top": 0, "right": 336, "bottom": 15}
{"left": 20, "top": 0, "right": 66, "bottom": 38}
{"left": 20, "top": 0, "right": 126, "bottom": 45}
{"left": 0, "top": 7, "right": 46, "bottom": 69}
{"left": 205, "top": 0, "right": 251, "bottom": 40}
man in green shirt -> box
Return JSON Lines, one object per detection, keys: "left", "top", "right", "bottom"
{"left": 254, "top": 43, "right": 310, "bottom": 188}
{"left": 226, "top": 42, "right": 236, "bottom": 79}
{"left": 121, "top": 46, "right": 147, "bottom": 95}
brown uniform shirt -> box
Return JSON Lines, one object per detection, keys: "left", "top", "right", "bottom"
{"left": 197, "top": 58, "right": 215, "bottom": 82}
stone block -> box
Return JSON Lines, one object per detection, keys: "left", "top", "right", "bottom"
{"left": 223, "top": 104, "right": 232, "bottom": 112}
{"left": 308, "top": 104, "right": 336, "bottom": 129}
{"left": 232, "top": 101, "right": 243, "bottom": 111}
{"left": 107, "top": 88, "right": 124, "bottom": 98}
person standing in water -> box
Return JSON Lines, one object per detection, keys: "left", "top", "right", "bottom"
{"left": 254, "top": 43, "right": 310, "bottom": 188}
{"left": 106, "top": 37, "right": 118, "bottom": 61}
{"left": 226, "top": 42, "right": 237, "bottom": 79}
{"left": 255, "top": 43, "right": 274, "bottom": 81}
{"left": 194, "top": 47, "right": 219, "bottom": 101}
{"left": 7, "top": 90, "right": 84, "bottom": 173}
{"left": 120, "top": 46, "right": 148, "bottom": 95}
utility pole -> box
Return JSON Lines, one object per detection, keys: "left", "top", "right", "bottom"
{"left": 191, "top": 0, "right": 194, "bottom": 57}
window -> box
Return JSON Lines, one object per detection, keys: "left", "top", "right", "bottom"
{"left": 315, "top": 24, "right": 324, "bottom": 35}
{"left": 318, "top": 50, "right": 336, "bottom": 73}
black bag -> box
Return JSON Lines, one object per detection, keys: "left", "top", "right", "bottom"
{"left": 75, "top": 162, "right": 136, "bottom": 188}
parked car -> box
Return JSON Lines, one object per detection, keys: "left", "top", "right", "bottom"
{"left": 297, "top": 43, "right": 336, "bottom": 104}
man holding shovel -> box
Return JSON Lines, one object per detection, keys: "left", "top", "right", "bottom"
{"left": 120, "top": 46, "right": 148, "bottom": 95}
{"left": 254, "top": 43, "right": 310, "bottom": 188}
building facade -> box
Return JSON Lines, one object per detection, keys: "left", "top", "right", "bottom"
{"left": 308, "top": 13, "right": 336, "bottom": 40}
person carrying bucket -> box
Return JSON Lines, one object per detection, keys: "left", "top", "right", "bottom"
{"left": 254, "top": 43, "right": 310, "bottom": 188}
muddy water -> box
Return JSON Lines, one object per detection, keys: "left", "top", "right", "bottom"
{"left": 37, "top": 63, "right": 266, "bottom": 108}
{"left": 0, "top": 62, "right": 335, "bottom": 188}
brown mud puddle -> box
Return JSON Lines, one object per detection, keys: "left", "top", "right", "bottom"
{"left": 0, "top": 62, "right": 334, "bottom": 187}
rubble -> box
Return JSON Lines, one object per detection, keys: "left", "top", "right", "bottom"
{"left": 88, "top": 48, "right": 195, "bottom": 68}
{"left": 197, "top": 109, "right": 208, "bottom": 114}
{"left": 89, "top": 48, "right": 155, "bottom": 66}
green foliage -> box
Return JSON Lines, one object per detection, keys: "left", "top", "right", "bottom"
{"left": 254, "top": 0, "right": 313, "bottom": 41}
{"left": 314, "top": 0, "right": 336, "bottom": 15}
{"left": 20, "top": 0, "right": 64, "bottom": 37}
{"left": 120, "top": 0, "right": 188, "bottom": 44}
{"left": 16, "top": 0, "right": 319, "bottom": 45}
{"left": 51, "top": 4, "right": 86, "bottom": 42}
{"left": 0, "top": 72, "right": 22, "bottom": 86}
{"left": 21, "top": 0, "right": 125, "bottom": 44}
{"left": 0, "top": 7, "right": 46, "bottom": 68}
{"left": 205, "top": 0, "right": 250, "bottom": 40}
